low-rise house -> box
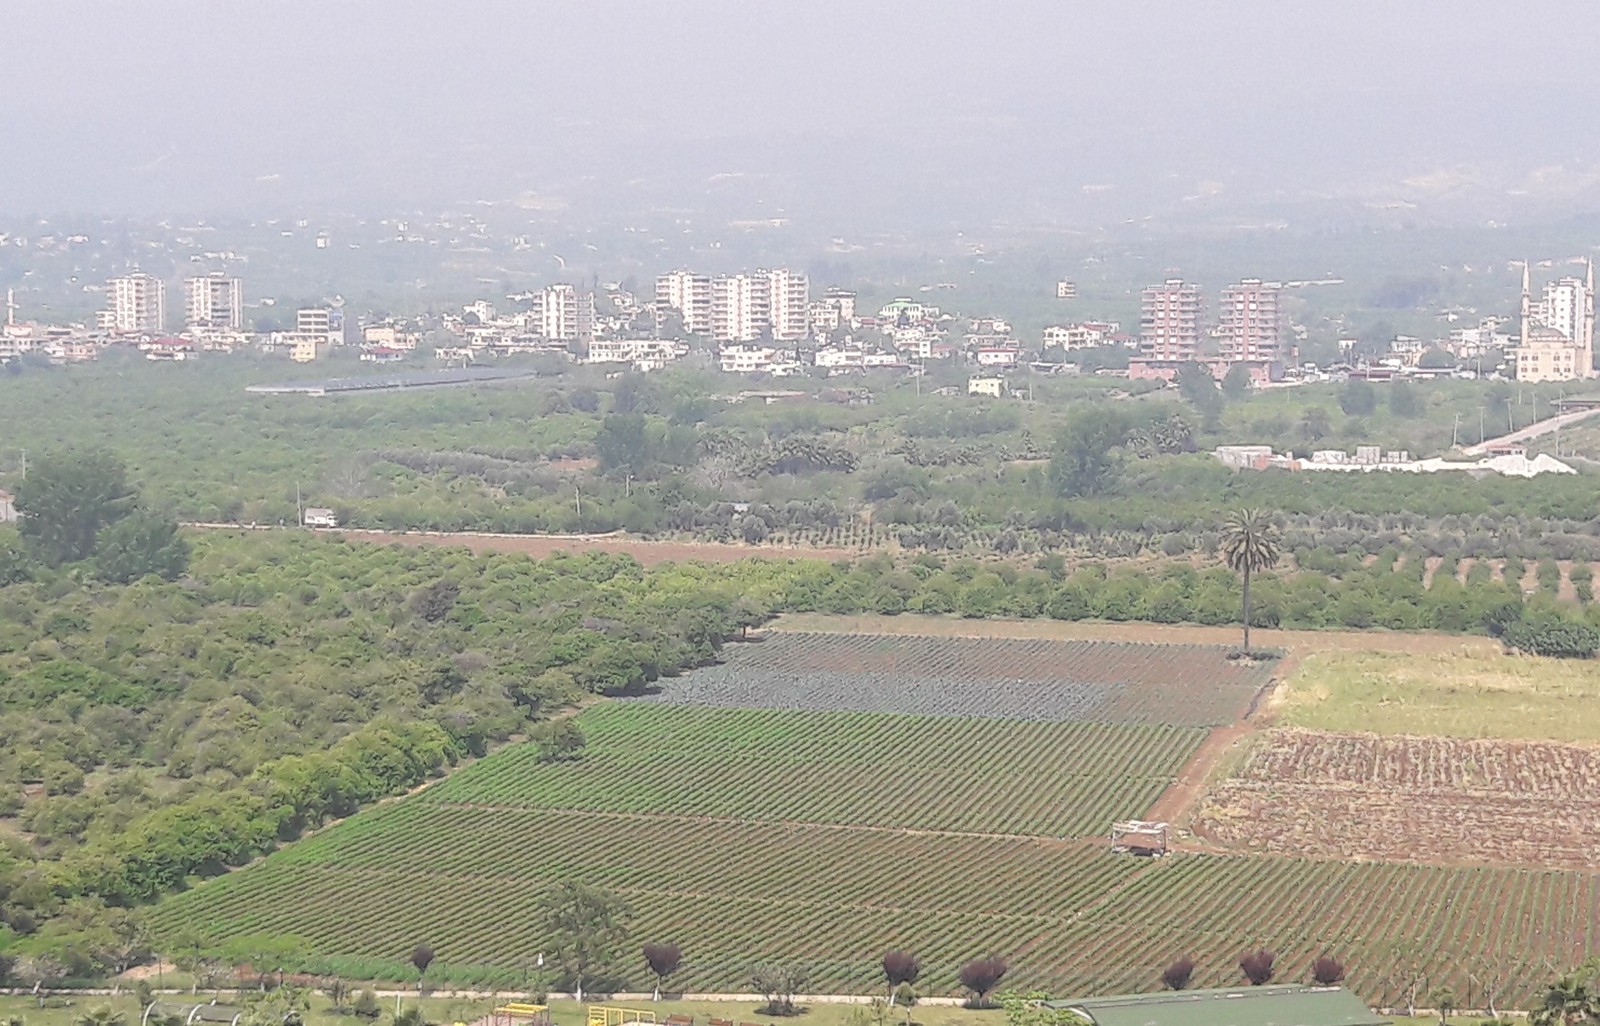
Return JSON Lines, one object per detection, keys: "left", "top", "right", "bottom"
{"left": 587, "top": 337, "right": 683, "bottom": 371}
{"left": 0, "top": 489, "right": 16, "bottom": 523}
{"left": 143, "top": 337, "right": 196, "bottom": 362}
{"left": 302, "top": 507, "right": 339, "bottom": 528}
{"left": 968, "top": 376, "right": 1005, "bottom": 398}
{"left": 720, "top": 344, "right": 797, "bottom": 375}
{"left": 975, "top": 346, "right": 1020, "bottom": 368}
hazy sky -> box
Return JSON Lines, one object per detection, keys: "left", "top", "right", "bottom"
{"left": 5, "top": 2, "right": 1599, "bottom": 220}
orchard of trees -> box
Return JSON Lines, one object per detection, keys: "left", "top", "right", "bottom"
{"left": 0, "top": 358, "right": 1591, "bottom": 565}
{"left": 0, "top": 530, "right": 798, "bottom": 980}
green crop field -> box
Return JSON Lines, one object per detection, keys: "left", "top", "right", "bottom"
{"left": 149, "top": 797, "right": 1600, "bottom": 1006}
{"left": 148, "top": 697, "right": 1600, "bottom": 1007}
{"left": 414, "top": 703, "right": 1208, "bottom": 836}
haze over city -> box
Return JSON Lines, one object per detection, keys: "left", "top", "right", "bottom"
{"left": 6, "top": 2, "right": 1600, "bottom": 226}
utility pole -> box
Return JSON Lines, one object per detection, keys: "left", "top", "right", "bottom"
{"left": 1507, "top": 397, "right": 1514, "bottom": 433}
{"left": 295, "top": 482, "right": 303, "bottom": 526}
{"left": 574, "top": 485, "right": 582, "bottom": 518}
{"left": 1478, "top": 405, "right": 1486, "bottom": 445}
{"left": 1451, "top": 413, "right": 1460, "bottom": 448}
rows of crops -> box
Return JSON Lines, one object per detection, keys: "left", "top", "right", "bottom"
{"left": 148, "top": 805, "right": 1600, "bottom": 1006}
{"left": 637, "top": 633, "right": 1272, "bottom": 726}
{"left": 1194, "top": 728, "right": 1600, "bottom": 868}
{"left": 420, "top": 704, "right": 1204, "bottom": 837}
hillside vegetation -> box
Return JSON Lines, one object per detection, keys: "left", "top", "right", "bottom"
{"left": 0, "top": 531, "right": 813, "bottom": 979}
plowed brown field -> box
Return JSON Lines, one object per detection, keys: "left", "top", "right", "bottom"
{"left": 1194, "top": 728, "right": 1600, "bottom": 869}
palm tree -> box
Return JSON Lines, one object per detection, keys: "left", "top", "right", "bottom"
{"left": 1221, "top": 508, "right": 1281, "bottom": 652}
{"left": 1531, "top": 973, "right": 1600, "bottom": 1026}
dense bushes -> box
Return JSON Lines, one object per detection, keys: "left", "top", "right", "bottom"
{"left": 0, "top": 532, "right": 788, "bottom": 976}
{"left": 1499, "top": 613, "right": 1600, "bottom": 658}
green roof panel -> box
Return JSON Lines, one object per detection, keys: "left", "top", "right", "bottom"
{"left": 1042, "top": 985, "right": 1388, "bottom": 1026}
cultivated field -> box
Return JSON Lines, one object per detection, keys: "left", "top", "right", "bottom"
{"left": 419, "top": 704, "right": 1205, "bottom": 837}
{"left": 149, "top": 802, "right": 1600, "bottom": 1006}
{"left": 145, "top": 626, "right": 1600, "bottom": 1007}
{"left": 772, "top": 612, "right": 1498, "bottom": 657}
{"left": 1276, "top": 649, "right": 1600, "bottom": 741}
{"left": 1194, "top": 729, "right": 1600, "bottom": 870}
{"left": 640, "top": 632, "right": 1275, "bottom": 726}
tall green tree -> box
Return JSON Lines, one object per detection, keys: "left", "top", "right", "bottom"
{"left": 1220, "top": 508, "right": 1281, "bottom": 652}
{"left": 1220, "top": 363, "right": 1255, "bottom": 400}
{"left": 1175, "top": 362, "right": 1224, "bottom": 422}
{"left": 93, "top": 509, "right": 190, "bottom": 583}
{"left": 539, "top": 882, "right": 632, "bottom": 1002}
{"left": 1049, "top": 408, "right": 1129, "bottom": 498}
{"left": 14, "top": 451, "right": 136, "bottom": 566}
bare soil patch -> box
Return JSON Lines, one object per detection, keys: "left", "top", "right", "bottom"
{"left": 1193, "top": 728, "right": 1600, "bottom": 869}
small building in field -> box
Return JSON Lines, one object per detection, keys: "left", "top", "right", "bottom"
{"left": 1044, "top": 986, "right": 1386, "bottom": 1026}
{"left": 302, "top": 507, "right": 339, "bottom": 528}
{"left": 0, "top": 489, "right": 15, "bottom": 523}
{"left": 1111, "top": 819, "right": 1170, "bottom": 855}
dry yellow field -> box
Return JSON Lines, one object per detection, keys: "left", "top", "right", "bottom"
{"left": 773, "top": 613, "right": 1600, "bottom": 741}
{"left": 1273, "top": 647, "right": 1600, "bottom": 742}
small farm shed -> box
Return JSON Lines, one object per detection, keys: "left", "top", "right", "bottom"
{"left": 1043, "top": 986, "right": 1387, "bottom": 1026}
{"left": 1111, "top": 819, "right": 1170, "bottom": 855}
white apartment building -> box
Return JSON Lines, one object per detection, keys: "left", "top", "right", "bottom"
{"left": 522, "top": 284, "right": 594, "bottom": 342}
{"left": 656, "top": 270, "right": 713, "bottom": 336}
{"left": 656, "top": 268, "right": 809, "bottom": 342}
{"left": 766, "top": 268, "right": 809, "bottom": 341}
{"left": 106, "top": 272, "right": 165, "bottom": 333}
{"left": 184, "top": 273, "right": 243, "bottom": 329}
{"left": 297, "top": 307, "right": 342, "bottom": 344}
{"left": 712, "top": 274, "right": 765, "bottom": 342}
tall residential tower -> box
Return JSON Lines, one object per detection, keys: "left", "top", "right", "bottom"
{"left": 1138, "top": 279, "right": 1202, "bottom": 361}
{"left": 105, "top": 272, "right": 165, "bottom": 334}
{"left": 184, "top": 272, "right": 243, "bottom": 329}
